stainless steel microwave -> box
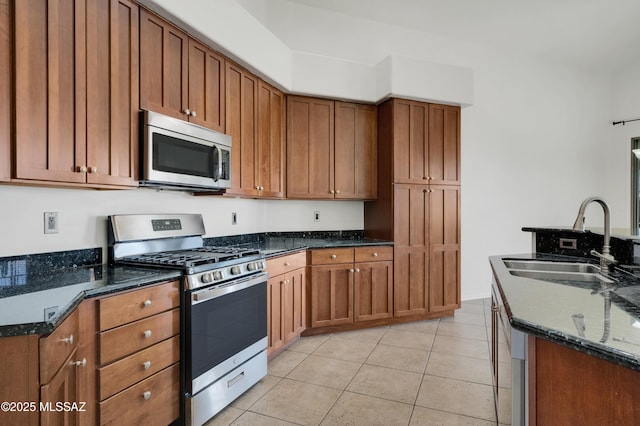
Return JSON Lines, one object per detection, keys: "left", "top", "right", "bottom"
{"left": 140, "top": 111, "right": 231, "bottom": 191}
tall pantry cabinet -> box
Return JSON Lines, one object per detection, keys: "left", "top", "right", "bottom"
{"left": 365, "top": 99, "right": 461, "bottom": 317}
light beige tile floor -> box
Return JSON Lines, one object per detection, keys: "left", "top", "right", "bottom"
{"left": 206, "top": 298, "right": 497, "bottom": 426}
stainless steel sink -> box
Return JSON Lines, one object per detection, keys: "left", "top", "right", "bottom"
{"left": 503, "top": 260, "right": 600, "bottom": 274}
{"left": 508, "top": 269, "right": 615, "bottom": 283}
{"left": 503, "top": 259, "right": 616, "bottom": 284}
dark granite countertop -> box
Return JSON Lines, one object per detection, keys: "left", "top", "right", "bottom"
{"left": 255, "top": 236, "right": 393, "bottom": 258}
{"left": 0, "top": 231, "right": 392, "bottom": 338}
{"left": 204, "top": 231, "right": 393, "bottom": 259}
{"left": 490, "top": 253, "right": 640, "bottom": 371}
{"left": 0, "top": 263, "right": 181, "bottom": 337}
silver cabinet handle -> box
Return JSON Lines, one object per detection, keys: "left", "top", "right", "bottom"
{"left": 89, "top": 166, "right": 97, "bottom": 173}
{"left": 72, "top": 358, "right": 86, "bottom": 368}
{"left": 190, "top": 110, "right": 197, "bottom": 117}
{"left": 350, "top": 269, "right": 355, "bottom": 273}
{"left": 143, "top": 391, "right": 151, "bottom": 400}
{"left": 143, "top": 299, "right": 152, "bottom": 308}
{"left": 143, "top": 361, "right": 152, "bottom": 370}
{"left": 143, "top": 330, "right": 152, "bottom": 338}
{"left": 183, "top": 108, "right": 191, "bottom": 116}
{"left": 78, "top": 165, "right": 88, "bottom": 173}
{"left": 284, "top": 262, "right": 290, "bottom": 266}
{"left": 331, "top": 254, "right": 337, "bottom": 259}
{"left": 335, "top": 190, "right": 340, "bottom": 194}
{"left": 355, "top": 268, "right": 360, "bottom": 272}
{"left": 62, "top": 334, "right": 74, "bottom": 345}
{"left": 373, "top": 252, "right": 378, "bottom": 257}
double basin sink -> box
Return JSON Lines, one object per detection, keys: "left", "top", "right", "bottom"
{"left": 504, "top": 259, "right": 616, "bottom": 284}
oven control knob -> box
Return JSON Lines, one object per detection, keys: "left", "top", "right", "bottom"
{"left": 230, "top": 266, "right": 241, "bottom": 275}
{"left": 247, "top": 262, "right": 258, "bottom": 271}
{"left": 201, "top": 273, "right": 214, "bottom": 284}
{"left": 213, "top": 271, "right": 223, "bottom": 281}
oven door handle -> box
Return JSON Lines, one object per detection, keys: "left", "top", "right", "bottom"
{"left": 192, "top": 272, "right": 267, "bottom": 304}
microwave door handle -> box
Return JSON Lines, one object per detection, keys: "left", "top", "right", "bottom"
{"left": 212, "top": 146, "right": 222, "bottom": 182}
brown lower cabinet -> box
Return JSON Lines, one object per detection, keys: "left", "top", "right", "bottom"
{"left": 96, "top": 281, "right": 180, "bottom": 426}
{"left": 308, "top": 247, "right": 393, "bottom": 328}
{"left": 267, "top": 252, "right": 306, "bottom": 357}
{"left": 531, "top": 337, "right": 640, "bottom": 425}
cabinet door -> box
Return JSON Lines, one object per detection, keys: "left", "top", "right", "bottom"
{"left": 335, "top": 102, "right": 377, "bottom": 200}
{"left": 139, "top": 9, "right": 188, "bottom": 120}
{"left": 286, "top": 96, "right": 334, "bottom": 199}
{"left": 354, "top": 261, "right": 393, "bottom": 322}
{"left": 283, "top": 267, "right": 306, "bottom": 343}
{"left": 428, "top": 185, "right": 460, "bottom": 311}
{"left": 188, "top": 39, "right": 225, "bottom": 132}
{"left": 0, "top": 0, "right": 9, "bottom": 181}
{"left": 309, "top": 264, "right": 353, "bottom": 327}
{"left": 85, "top": 0, "right": 138, "bottom": 186}
{"left": 428, "top": 104, "right": 460, "bottom": 185}
{"left": 14, "top": 0, "right": 87, "bottom": 183}
{"left": 40, "top": 348, "right": 81, "bottom": 426}
{"left": 392, "top": 99, "right": 429, "bottom": 184}
{"left": 226, "top": 62, "right": 258, "bottom": 196}
{"left": 393, "top": 184, "right": 430, "bottom": 316}
{"left": 393, "top": 246, "right": 429, "bottom": 317}
{"left": 267, "top": 274, "right": 284, "bottom": 356}
{"left": 257, "top": 80, "right": 285, "bottom": 198}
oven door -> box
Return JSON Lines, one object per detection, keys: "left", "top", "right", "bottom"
{"left": 186, "top": 272, "right": 267, "bottom": 395}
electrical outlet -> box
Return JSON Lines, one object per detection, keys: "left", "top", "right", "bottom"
{"left": 232, "top": 212, "right": 237, "bottom": 225}
{"left": 44, "top": 212, "right": 58, "bottom": 234}
{"left": 314, "top": 211, "right": 320, "bottom": 222}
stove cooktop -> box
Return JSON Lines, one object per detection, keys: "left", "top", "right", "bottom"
{"left": 120, "top": 246, "right": 261, "bottom": 270}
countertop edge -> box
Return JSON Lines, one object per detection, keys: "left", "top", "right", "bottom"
{"left": 490, "top": 253, "right": 640, "bottom": 372}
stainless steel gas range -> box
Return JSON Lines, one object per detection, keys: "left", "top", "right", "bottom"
{"left": 108, "top": 214, "right": 268, "bottom": 426}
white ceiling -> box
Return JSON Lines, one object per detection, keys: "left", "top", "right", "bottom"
{"left": 280, "top": 0, "right": 640, "bottom": 74}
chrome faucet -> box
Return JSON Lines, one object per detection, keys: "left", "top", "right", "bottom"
{"left": 572, "top": 197, "right": 617, "bottom": 270}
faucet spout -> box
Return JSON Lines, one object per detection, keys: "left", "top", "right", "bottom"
{"left": 572, "top": 197, "right": 616, "bottom": 270}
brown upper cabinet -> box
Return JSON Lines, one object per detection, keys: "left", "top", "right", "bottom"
{"left": 286, "top": 96, "right": 377, "bottom": 200}
{"left": 226, "top": 62, "right": 284, "bottom": 198}
{"left": 140, "top": 9, "right": 225, "bottom": 133}
{"left": 0, "top": 0, "right": 10, "bottom": 182}
{"left": 13, "top": 0, "right": 139, "bottom": 188}
{"left": 391, "top": 99, "right": 460, "bottom": 185}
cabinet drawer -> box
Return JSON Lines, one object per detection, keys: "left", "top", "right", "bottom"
{"left": 99, "top": 363, "right": 180, "bottom": 426}
{"left": 267, "top": 251, "right": 307, "bottom": 277}
{"left": 98, "top": 280, "right": 180, "bottom": 331}
{"left": 99, "top": 309, "right": 179, "bottom": 365}
{"left": 355, "top": 246, "right": 393, "bottom": 262}
{"left": 40, "top": 309, "right": 79, "bottom": 384}
{"left": 309, "top": 248, "right": 354, "bottom": 265}
{"left": 99, "top": 336, "right": 179, "bottom": 401}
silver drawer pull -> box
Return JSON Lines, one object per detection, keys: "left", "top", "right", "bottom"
{"left": 227, "top": 371, "right": 245, "bottom": 388}
{"left": 355, "top": 268, "right": 360, "bottom": 273}
{"left": 72, "top": 358, "right": 86, "bottom": 368}
{"left": 143, "top": 330, "right": 152, "bottom": 338}
{"left": 61, "top": 334, "right": 74, "bottom": 345}
{"left": 143, "top": 361, "right": 152, "bottom": 370}
{"left": 284, "top": 262, "right": 290, "bottom": 266}
{"left": 142, "top": 391, "right": 151, "bottom": 400}
{"left": 373, "top": 252, "right": 378, "bottom": 257}
{"left": 143, "top": 299, "right": 152, "bottom": 308}
{"left": 331, "top": 254, "right": 337, "bottom": 259}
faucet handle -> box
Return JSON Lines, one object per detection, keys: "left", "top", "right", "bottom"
{"left": 590, "top": 249, "right": 618, "bottom": 269}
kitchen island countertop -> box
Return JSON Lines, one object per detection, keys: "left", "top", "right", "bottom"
{"left": 490, "top": 253, "right": 640, "bottom": 370}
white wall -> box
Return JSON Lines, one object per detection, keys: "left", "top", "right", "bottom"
{"left": 0, "top": 185, "right": 363, "bottom": 258}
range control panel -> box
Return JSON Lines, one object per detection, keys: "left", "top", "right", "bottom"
{"left": 152, "top": 219, "right": 183, "bottom": 231}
